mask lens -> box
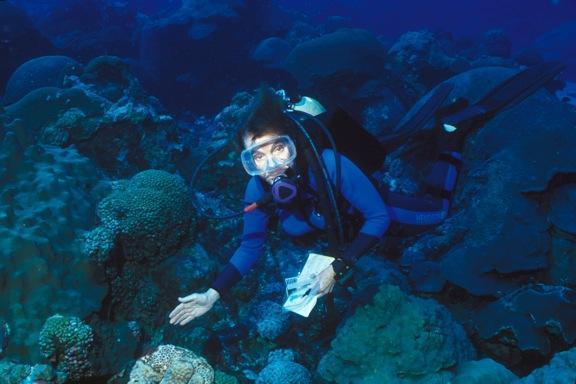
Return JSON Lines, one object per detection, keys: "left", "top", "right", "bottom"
{"left": 241, "top": 135, "right": 296, "bottom": 176}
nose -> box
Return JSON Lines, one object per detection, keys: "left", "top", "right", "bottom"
{"left": 265, "top": 156, "right": 278, "bottom": 168}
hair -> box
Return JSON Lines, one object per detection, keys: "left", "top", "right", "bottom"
{"left": 235, "top": 85, "right": 293, "bottom": 150}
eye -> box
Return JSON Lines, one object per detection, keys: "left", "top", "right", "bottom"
{"left": 273, "top": 143, "right": 286, "bottom": 153}
{"left": 253, "top": 152, "right": 264, "bottom": 161}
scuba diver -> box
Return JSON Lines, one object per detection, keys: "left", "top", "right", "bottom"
{"left": 169, "top": 62, "right": 565, "bottom": 326}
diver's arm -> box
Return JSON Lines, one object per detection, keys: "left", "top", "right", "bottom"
{"left": 210, "top": 227, "right": 268, "bottom": 295}
{"left": 322, "top": 150, "right": 390, "bottom": 266}
{"left": 210, "top": 178, "right": 270, "bottom": 296}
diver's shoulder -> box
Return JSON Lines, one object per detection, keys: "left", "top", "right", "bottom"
{"left": 320, "top": 149, "right": 353, "bottom": 168}
{"left": 245, "top": 176, "right": 266, "bottom": 200}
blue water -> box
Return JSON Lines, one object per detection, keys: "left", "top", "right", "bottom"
{"left": 276, "top": 0, "right": 576, "bottom": 49}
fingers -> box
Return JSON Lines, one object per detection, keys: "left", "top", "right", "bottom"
{"left": 170, "top": 307, "right": 204, "bottom": 325}
{"left": 316, "top": 274, "right": 335, "bottom": 298}
{"left": 318, "top": 283, "right": 333, "bottom": 295}
{"left": 170, "top": 307, "right": 194, "bottom": 325}
{"left": 169, "top": 302, "right": 186, "bottom": 318}
{"left": 178, "top": 293, "right": 200, "bottom": 303}
{"left": 169, "top": 305, "right": 188, "bottom": 325}
{"left": 169, "top": 302, "right": 196, "bottom": 325}
{"left": 178, "top": 310, "right": 201, "bottom": 326}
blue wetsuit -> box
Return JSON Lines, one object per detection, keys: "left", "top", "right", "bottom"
{"left": 211, "top": 148, "right": 461, "bottom": 295}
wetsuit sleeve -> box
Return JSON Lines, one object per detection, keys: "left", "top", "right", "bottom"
{"left": 322, "top": 150, "right": 390, "bottom": 264}
{"left": 210, "top": 177, "right": 270, "bottom": 296}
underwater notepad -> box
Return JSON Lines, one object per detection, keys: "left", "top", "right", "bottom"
{"left": 283, "top": 252, "right": 335, "bottom": 317}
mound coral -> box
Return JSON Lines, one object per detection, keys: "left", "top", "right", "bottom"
{"left": 38, "top": 315, "right": 94, "bottom": 380}
{"left": 3, "top": 55, "right": 81, "bottom": 105}
{"left": 83, "top": 169, "right": 195, "bottom": 265}
{"left": 81, "top": 170, "right": 197, "bottom": 328}
{"left": 256, "top": 349, "right": 311, "bottom": 384}
{"left": 284, "top": 28, "right": 386, "bottom": 88}
{"left": 317, "top": 284, "right": 475, "bottom": 383}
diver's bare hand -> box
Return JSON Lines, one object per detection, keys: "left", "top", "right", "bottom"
{"left": 169, "top": 288, "right": 220, "bottom": 325}
{"left": 315, "top": 265, "right": 336, "bottom": 298}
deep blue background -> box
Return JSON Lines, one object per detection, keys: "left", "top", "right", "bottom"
{"left": 275, "top": 0, "right": 575, "bottom": 51}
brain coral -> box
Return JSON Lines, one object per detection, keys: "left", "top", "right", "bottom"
{"left": 128, "top": 344, "right": 214, "bottom": 384}
{"left": 317, "top": 284, "right": 475, "bottom": 383}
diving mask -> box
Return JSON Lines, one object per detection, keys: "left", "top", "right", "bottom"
{"left": 240, "top": 135, "right": 297, "bottom": 176}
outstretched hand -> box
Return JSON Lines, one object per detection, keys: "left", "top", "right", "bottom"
{"left": 169, "top": 288, "right": 220, "bottom": 326}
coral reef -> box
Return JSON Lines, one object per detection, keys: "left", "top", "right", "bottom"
{"left": 1, "top": 4, "right": 574, "bottom": 381}
{"left": 80, "top": 55, "right": 141, "bottom": 102}
{"left": 517, "top": 347, "right": 576, "bottom": 383}
{"left": 0, "top": 134, "right": 106, "bottom": 360}
{"left": 2, "top": 55, "right": 181, "bottom": 176}
{"left": 2, "top": 55, "right": 81, "bottom": 105}
{"left": 252, "top": 37, "right": 292, "bottom": 69}
{"left": 0, "top": 319, "right": 10, "bottom": 358}
{"left": 479, "top": 29, "right": 512, "bottom": 58}
{"left": 128, "top": 344, "right": 214, "bottom": 384}
{"left": 474, "top": 284, "right": 576, "bottom": 367}
{"left": 256, "top": 360, "right": 311, "bottom": 384}
{"left": 387, "top": 66, "right": 576, "bottom": 297}
{"left": 452, "top": 359, "right": 518, "bottom": 383}
{"left": 256, "top": 349, "right": 311, "bottom": 384}
{"left": 214, "top": 370, "right": 239, "bottom": 384}
{"left": 387, "top": 30, "right": 470, "bottom": 92}
{"left": 0, "top": 3, "right": 53, "bottom": 98}
{"left": 83, "top": 169, "right": 195, "bottom": 265}
{"left": 38, "top": 315, "right": 95, "bottom": 380}
{"left": 317, "top": 284, "right": 475, "bottom": 383}
{"left": 153, "top": 244, "right": 219, "bottom": 299}
{"left": 137, "top": 0, "right": 292, "bottom": 113}
{"left": 251, "top": 301, "right": 291, "bottom": 341}
{"left": 0, "top": 361, "right": 66, "bottom": 384}
{"left": 547, "top": 183, "right": 576, "bottom": 285}
{"left": 549, "top": 183, "right": 576, "bottom": 234}
{"left": 284, "top": 28, "right": 386, "bottom": 89}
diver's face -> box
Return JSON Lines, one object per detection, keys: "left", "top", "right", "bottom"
{"left": 243, "top": 133, "right": 295, "bottom": 184}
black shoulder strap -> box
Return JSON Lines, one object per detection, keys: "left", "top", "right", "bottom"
{"left": 285, "top": 111, "right": 345, "bottom": 253}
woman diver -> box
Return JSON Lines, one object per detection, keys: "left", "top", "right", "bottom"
{"left": 168, "top": 85, "right": 467, "bottom": 326}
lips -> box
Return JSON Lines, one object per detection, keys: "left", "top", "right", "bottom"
{"left": 264, "top": 169, "right": 286, "bottom": 183}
